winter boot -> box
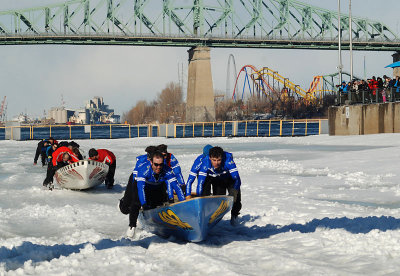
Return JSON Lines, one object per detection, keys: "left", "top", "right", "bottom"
{"left": 126, "top": 226, "right": 136, "bottom": 238}
{"left": 230, "top": 214, "right": 238, "bottom": 226}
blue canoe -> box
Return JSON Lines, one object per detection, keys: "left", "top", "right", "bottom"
{"left": 138, "top": 195, "right": 233, "bottom": 242}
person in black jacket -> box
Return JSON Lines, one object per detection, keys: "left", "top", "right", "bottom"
{"left": 46, "top": 143, "right": 58, "bottom": 165}
{"left": 56, "top": 141, "right": 83, "bottom": 160}
{"left": 57, "top": 141, "right": 70, "bottom": 148}
{"left": 34, "top": 140, "right": 51, "bottom": 166}
{"left": 69, "top": 141, "right": 83, "bottom": 160}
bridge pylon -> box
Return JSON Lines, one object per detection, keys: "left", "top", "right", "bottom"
{"left": 186, "top": 46, "right": 215, "bottom": 122}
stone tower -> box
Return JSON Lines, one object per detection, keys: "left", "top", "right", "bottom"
{"left": 186, "top": 46, "right": 215, "bottom": 122}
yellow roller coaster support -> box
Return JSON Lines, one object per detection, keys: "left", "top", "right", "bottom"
{"left": 251, "top": 67, "right": 321, "bottom": 101}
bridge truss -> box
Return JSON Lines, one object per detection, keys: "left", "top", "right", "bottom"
{"left": 0, "top": 0, "right": 398, "bottom": 50}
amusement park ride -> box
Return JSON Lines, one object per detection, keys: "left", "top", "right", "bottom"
{"left": 231, "top": 65, "right": 340, "bottom": 104}
{"left": 232, "top": 65, "right": 323, "bottom": 101}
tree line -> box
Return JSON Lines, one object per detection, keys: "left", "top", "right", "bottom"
{"left": 123, "top": 82, "right": 334, "bottom": 124}
{"left": 123, "top": 82, "right": 185, "bottom": 125}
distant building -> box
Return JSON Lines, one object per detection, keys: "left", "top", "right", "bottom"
{"left": 66, "top": 109, "right": 90, "bottom": 124}
{"left": 72, "top": 109, "right": 90, "bottom": 124}
{"left": 41, "top": 118, "right": 55, "bottom": 125}
{"left": 12, "top": 113, "right": 30, "bottom": 124}
{"left": 48, "top": 97, "right": 120, "bottom": 124}
{"left": 48, "top": 107, "right": 75, "bottom": 124}
{"left": 85, "top": 97, "right": 120, "bottom": 124}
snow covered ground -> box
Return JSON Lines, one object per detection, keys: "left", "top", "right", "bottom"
{"left": 2, "top": 134, "right": 400, "bottom": 275}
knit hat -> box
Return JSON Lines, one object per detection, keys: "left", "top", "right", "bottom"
{"left": 203, "top": 144, "right": 213, "bottom": 156}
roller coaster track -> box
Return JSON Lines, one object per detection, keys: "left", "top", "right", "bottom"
{"left": 233, "top": 65, "right": 322, "bottom": 102}
{"left": 233, "top": 65, "right": 275, "bottom": 100}
{"left": 232, "top": 65, "right": 362, "bottom": 103}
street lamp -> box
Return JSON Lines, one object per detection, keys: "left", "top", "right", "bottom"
{"left": 349, "top": 0, "right": 353, "bottom": 102}
{"left": 349, "top": 0, "right": 353, "bottom": 82}
{"left": 337, "top": 0, "right": 343, "bottom": 85}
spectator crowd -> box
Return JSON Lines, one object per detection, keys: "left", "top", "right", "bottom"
{"left": 338, "top": 75, "right": 400, "bottom": 104}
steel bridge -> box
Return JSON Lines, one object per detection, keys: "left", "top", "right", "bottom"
{"left": 0, "top": 0, "right": 399, "bottom": 51}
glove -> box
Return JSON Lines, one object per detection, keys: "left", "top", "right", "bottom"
{"left": 231, "top": 189, "right": 239, "bottom": 203}
{"left": 180, "top": 184, "right": 186, "bottom": 196}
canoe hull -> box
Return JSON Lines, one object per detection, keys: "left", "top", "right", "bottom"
{"left": 139, "top": 195, "right": 233, "bottom": 242}
{"left": 54, "top": 160, "right": 109, "bottom": 190}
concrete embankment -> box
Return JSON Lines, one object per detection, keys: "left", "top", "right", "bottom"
{"left": 328, "top": 103, "right": 400, "bottom": 135}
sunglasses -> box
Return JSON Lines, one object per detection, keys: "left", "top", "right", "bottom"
{"left": 153, "top": 162, "right": 163, "bottom": 167}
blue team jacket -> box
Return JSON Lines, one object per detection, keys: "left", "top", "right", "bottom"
{"left": 132, "top": 154, "right": 148, "bottom": 179}
{"left": 136, "top": 161, "right": 185, "bottom": 206}
{"left": 196, "top": 152, "right": 241, "bottom": 196}
{"left": 45, "top": 146, "right": 53, "bottom": 162}
{"left": 164, "top": 153, "right": 185, "bottom": 186}
{"left": 186, "top": 154, "right": 208, "bottom": 195}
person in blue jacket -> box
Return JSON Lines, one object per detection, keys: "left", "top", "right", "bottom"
{"left": 339, "top": 81, "right": 347, "bottom": 93}
{"left": 185, "top": 144, "right": 213, "bottom": 198}
{"left": 196, "top": 146, "right": 242, "bottom": 225}
{"left": 46, "top": 143, "right": 58, "bottom": 164}
{"left": 132, "top": 146, "right": 157, "bottom": 179}
{"left": 119, "top": 150, "right": 185, "bottom": 238}
{"left": 157, "top": 144, "right": 186, "bottom": 193}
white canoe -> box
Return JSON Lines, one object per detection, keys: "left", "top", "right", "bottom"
{"left": 54, "top": 160, "right": 109, "bottom": 190}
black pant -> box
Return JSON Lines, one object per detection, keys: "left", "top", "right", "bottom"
{"left": 202, "top": 175, "right": 242, "bottom": 217}
{"left": 180, "top": 184, "right": 186, "bottom": 196}
{"left": 43, "top": 162, "right": 68, "bottom": 185}
{"left": 40, "top": 152, "right": 47, "bottom": 166}
{"left": 43, "top": 163, "right": 55, "bottom": 185}
{"left": 119, "top": 174, "right": 167, "bottom": 227}
{"left": 105, "top": 162, "right": 116, "bottom": 187}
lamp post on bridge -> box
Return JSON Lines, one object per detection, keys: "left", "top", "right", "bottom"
{"left": 349, "top": 0, "right": 353, "bottom": 103}
{"left": 337, "top": 0, "right": 343, "bottom": 86}
{"left": 349, "top": 0, "right": 353, "bottom": 82}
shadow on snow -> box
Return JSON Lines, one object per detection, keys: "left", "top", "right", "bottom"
{"left": 0, "top": 236, "right": 167, "bottom": 271}
{"left": 2, "top": 215, "right": 400, "bottom": 271}
{"left": 51, "top": 183, "right": 126, "bottom": 194}
{"left": 205, "top": 215, "right": 400, "bottom": 246}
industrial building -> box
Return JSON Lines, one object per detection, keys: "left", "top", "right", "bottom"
{"left": 47, "top": 97, "right": 120, "bottom": 124}
{"left": 84, "top": 97, "right": 120, "bottom": 124}
{"left": 48, "top": 107, "right": 75, "bottom": 124}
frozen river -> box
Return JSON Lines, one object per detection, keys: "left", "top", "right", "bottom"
{"left": 1, "top": 134, "right": 400, "bottom": 275}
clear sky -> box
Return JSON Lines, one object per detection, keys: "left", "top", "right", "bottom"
{"left": 0, "top": 0, "right": 398, "bottom": 119}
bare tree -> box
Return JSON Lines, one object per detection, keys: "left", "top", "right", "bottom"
{"left": 123, "top": 100, "right": 149, "bottom": 125}
{"left": 123, "top": 82, "right": 185, "bottom": 125}
{"left": 123, "top": 81, "right": 332, "bottom": 124}
{"left": 215, "top": 99, "right": 245, "bottom": 121}
{"left": 157, "top": 82, "right": 185, "bottom": 123}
